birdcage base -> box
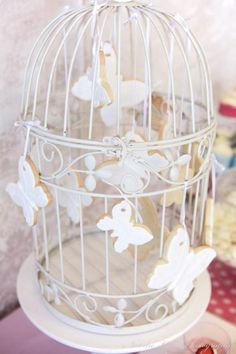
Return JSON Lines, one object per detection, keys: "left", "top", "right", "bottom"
{"left": 32, "top": 231, "right": 211, "bottom": 335}
{"left": 35, "top": 232, "right": 205, "bottom": 334}
{"left": 17, "top": 254, "right": 211, "bottom": 353}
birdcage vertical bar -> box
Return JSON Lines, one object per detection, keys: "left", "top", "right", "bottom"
{"left": 191, "top": 179, "right": 200, "bottom": 245}
{"left": 199, "top": 170, "right": 210, "bottom": 238}
{"left": 171, "top": 203, "right": 178, "bottom": 230}
{"left": 88, "top": 6, "right": 113, "bottom": 139}
{"left": 159, "top": 18, "right": 177, "bottom": 134}
{"left": 63, "top": 23, "right": 71, "bottom": 138}
{"left": 116, "top": 6, "right": 122, "bottom": 136}
{"left": 196, "top": 45, "right": 205, "bottom": 122}
{"left": 104, "top": 197, "right": 110, "bottom": 294}
{"left": 179, "top": 35, "right": 192, "bottom": 137}
{"left": 63, "top": 28, "right": 69, "bottom": 84}
{"left": 188, "top": 145, "right": 198, "bottom": 218}
{"left": 167, "top": 27, "right": 176, "bottom": 138}
{"left": 135, "top": 12, "right": 152, "bottom": 141}
{"left": 32, "top": 226, "right": 39, "bottom": 261}
{"left": 131, "top": 11, "right": 138, "bottom": 127}
{"left": 185, "top": 143, "right": 192, "bottom": 179}
{"left": 30, "top": 11, "right": 83, "bottom": 122}
{"left": 140, "top": 9, "right": 177, "bottom": 137}
{"left": 133, "top": 197, "right": 138, "bottom": 294}
{"left": 42, "top": 9, "right": 93, "bottom": 132}
{"left": 23, "top": 127, "right": 31, "bottom": 158}
{"left": 149, "top": 10, "right": 196, "bottom": 133}
{"left": 65, "top": 9, "right": 101, "bottom": 136}
{"left": 188, "top": 188, "right": 194, "bottom": 223}
{"left": 44, "top": 10, "right": 90, "bottom": 128}
{"left": 36, "top": 137, "right": 49, "bottom": 272}
{"left": 54, "top": 188, "right": 65, "bottom": 283}
{"left": 167, "top": 12, "right": 212, "bottom": 124}
{"left": 167, "top": 22, "right": 195, "bottom": 134}
{"left": 181, "top": 143, "right": 192, "bottom": 224}
{"left": 188, "top": 31, "right": 212, "bottom": 124}
{"left": 180, "top": 183, "right": 188, "bottom": 226}
{"left": 41, "top": 208, "right": 49, "bottom": 270}
{"left": 22, "top": 10, "right": 76, "bottom": 117}
{"left": 142, "top": 15, "right": 150, "bottom": 137}
{"left": 160, "top": 192, "right": 166, "bottom": 257}
{"left": 79, "top": 194, "right": 86, "bottom": 291}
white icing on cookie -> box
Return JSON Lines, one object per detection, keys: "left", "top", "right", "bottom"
{"left": 72, "top": 49, "right": 113, "bottom": 108}
{"left": 97, "top": 131, "right": 169, "bottom": 193}
{"left": 58, "top": 171, "right": 93, "bottom": 224}
{"left": 6, "top": 156, "right": 52, "bottom": 226}
{"left": 160, "top": 165, "right": 194, "bottom": 207}
{"left": 97, "top": 200, "right": 153, "bottom": 253}
{"left": 147, "top": 225, "right": 216, "bottom": 305}
{"left": 72, "top": 42, "right": 146, "bottom": 127}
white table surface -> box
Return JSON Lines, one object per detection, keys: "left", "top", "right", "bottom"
{"left": 0, "top": 308, "right": 235, "bottom": 354}
{"left": 142, "top": 312, "right": 236, "bottom": 353}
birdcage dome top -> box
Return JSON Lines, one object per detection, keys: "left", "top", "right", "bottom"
{"left": 20, "top": 1, "right": 215, "bottom": 148}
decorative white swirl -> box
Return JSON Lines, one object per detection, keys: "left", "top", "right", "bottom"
{"left": 145, "top": 300, "right": 169, "bottom": 323}
{"left": 37, "top": 267, "right": 183, "bottom": 329}
{"left": 40, "top": 141, "right": 64, "bottom": 179}
{"left": 198, "top": 136, "right": 212, "bottom": 172}
{"left": 73, "top": 294, "right": 98, "bottom": 322}
{"left": 103, "top": 291, "right": 170, "bottom": 327}
{"left": 34, "top": 133, "right": 213, "bottom": 195}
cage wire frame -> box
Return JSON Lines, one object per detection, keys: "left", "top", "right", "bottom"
{"left": 16, "top": 0, "right": 216, "bottom": 334}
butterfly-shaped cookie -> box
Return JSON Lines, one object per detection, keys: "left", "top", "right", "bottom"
{"left": 129, "top": 197, "right": 170, "bottom": 261}
{"left": 160, "top": 164, "right": 194, "bottom": 207}
{"left": 135, "top": 93, "right": 173, "bottom": 141}
{"left": 147, "top": 225, "right": 216, "bottom": 305}
{"left": 72, "top": 49, "right": 113, "bottom": 108}
{"left": 72, "top": 42, "right": 146, "bottom": 127}
{"left": 97, "top": 131, "right": 169, "bottom": 193}
{"left": 58, "top": 171, "right": 93, "bottom": 224}
{"left": 151, "top": 94, "right": 173, "bottom": 140}
{"left": 6, "top": 156, "right": 52, "bottom": 226}
{"left": 97, "top": 200, "right": 153, "bottom": 253}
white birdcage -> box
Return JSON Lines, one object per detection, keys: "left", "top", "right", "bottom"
{"left": 8, "top": 0, "right": 217, "bottom": 335}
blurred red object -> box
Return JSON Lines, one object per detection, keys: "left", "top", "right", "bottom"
{"left": 218, "top": 87, "right": 236, "bottom": 118}
{"left": 195, "top": 345, "right": 214, "bottom": 354}
{"left": 208, "top": 259, "right": 236, "bottom": 324}
{"left": 219, "top": 103, "right": 236, "bottom": 118}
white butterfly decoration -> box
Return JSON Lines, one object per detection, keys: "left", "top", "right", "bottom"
{"left": 72, "top": 48, "right": 113, "bottom": 108}
{"left": 83, "top": 155, "right": 111, "bottom": 192}
{"left": 97, "top": 131, "right": 169, "bottom": 193}
{"left": 83, "top": 155, "right": 97, "bottom": 192}
{"left": 6, "top": 156, "right": 52, "bottom": 226}
{"left": 72, "top": 42, "right": 146, "bottom": 127}
{"left": 160, "top": 147, "right": 192, "bottom": 182}
{"left": 97, "top": 200, "right": 153, "bottom": 253}
{"left": 147, "top": 225, "right": 216, "bottom": 305}
{"left": 58, "top": 171, "right": 93, "bottom": 224}
{"left": 151, "top": 94, "right": 173, "bottom": 140}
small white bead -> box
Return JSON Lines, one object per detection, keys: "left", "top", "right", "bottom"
{"left": 85, "top": 175, "right": 96, "bottom": 191}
